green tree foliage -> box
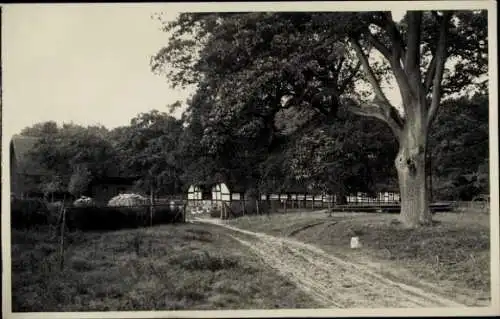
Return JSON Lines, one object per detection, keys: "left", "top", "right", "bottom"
{"left": 112, "top": 108, "right": 184, "bottom": 195}
{"left": 20, "top": 121, "right": 59, "bottom": 137}
{"left": 287, "top": 111, "right": 398, "bottom": 196}
{"left": 429, "top": 94, "right": 489, "bottom": 200}
{"left": 68, "top": 165, "right": 92, "bottom": 198}
{"left": 27, "top": 123, "right": 115, "bottom": 192}
{"left": 39, "top": 175, "right": 64, "bottom": 202}
{"left": 152, "top": 10, "right": 487, "bottom": 227}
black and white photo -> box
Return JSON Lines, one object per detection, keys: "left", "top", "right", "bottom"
{"left": 1, "top": 2, "right": 498, "bottom": 318}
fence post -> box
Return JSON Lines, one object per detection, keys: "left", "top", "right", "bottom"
{"left": 328, "top": 196, "right": 332, "bottom": 217}
{"left": 59, "top": 207, "right": 66, "bottom": 271}
{"left": 183, "top": 201, "right": 187, "bottom": 223}
{"left": 256, "top": 198, "right": 260, "bottom": 215}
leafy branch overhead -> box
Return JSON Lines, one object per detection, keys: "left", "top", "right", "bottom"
{"left": 153, "top": 11, "right": 486, "bottom": 138}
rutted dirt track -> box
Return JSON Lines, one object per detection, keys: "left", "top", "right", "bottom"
{"left": 194, "top": 218, "right": 466, "bottom": 308}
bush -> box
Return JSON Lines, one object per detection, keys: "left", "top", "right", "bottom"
{"left": 11, "top": 198, "right": 50, "bottom": 229}
{"left": 209, "top": 206, "right": 222, "bottom": 218}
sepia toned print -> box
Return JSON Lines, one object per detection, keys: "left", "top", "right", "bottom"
{"left": 1, "top": 2, "right": 498, "bottom": 318}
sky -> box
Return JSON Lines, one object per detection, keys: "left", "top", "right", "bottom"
{"left": 2, "top": 4, "right": 192, "bottom": 138}
{"left": 2, "top": 4, "right": 408, "bottom": 139}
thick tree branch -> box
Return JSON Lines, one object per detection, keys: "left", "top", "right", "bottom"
{"left": 383, "top": 12, "right": 420, "bottom": 113}
{"left": 367, "top": 32, "right": 392, "bottom": 62}
{"left": 370, "top": 14, "right": 415, "bottom": 107}
{"left": 346, "top": 100, "right": 403, "bottom": 141}
{"left": 404, "top": 12, "right": 422, "bottom": 77}
{"left": 338, "top": 60, "right": 361, "bottom": 93}
{"left": 427, "top": 12, "right": 453, "bottom": 127}
{"left": 350, "top": 38, "right": 391, "bottom": 105}
{"left": 424, "top": 54, "right": 437, "bottom": 91}
{"left": 380, "top": 12, "right": 406, "bottom": 61}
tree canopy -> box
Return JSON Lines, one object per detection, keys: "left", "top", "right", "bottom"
{"left": 151, "top": 10, "right": 488, "bottom": 227}
{"left": 112, "top": 109, "right": 184, "bottom": 195}
{"left": 14, "top": 10, "right": 488, "bottom": 222}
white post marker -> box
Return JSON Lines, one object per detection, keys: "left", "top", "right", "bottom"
{"left": 350, "top": 236, "right": 362, "bottom": 249}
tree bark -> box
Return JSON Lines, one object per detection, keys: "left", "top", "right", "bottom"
{"left": 395, "top": 120, "right": 432, "bottom": 227}
{"left": 347, "top": 11, "right": 453, "bottom": 229}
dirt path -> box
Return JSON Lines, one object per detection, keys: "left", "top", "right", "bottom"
{"left": 194, "top": 218, "right": 467, "bottom": 308}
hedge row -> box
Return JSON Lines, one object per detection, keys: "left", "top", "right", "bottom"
{"left": 65, "top": 205, "right": 184, "bottom": 231}
{"left": 11, "top": 198, "right": 184, "bottom": 230}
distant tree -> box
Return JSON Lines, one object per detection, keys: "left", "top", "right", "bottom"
{"left": 20, "top": 121, "right": 59, "bottom": 137}
{"left": 429, "top": 93, "right": 489, "bottom": 200}
{"left": 113, "top": 108, "right": 184, "bottom": 195}
{"left": 287, "top": 112, "right": 398, "bottom": 199}
{"left": 40, "top": 175, "right": 64, "bottom": 202}
{"left": 27, "top": 123, "right": 116, "bottom": 190}
{"left": 68, "top": 165, "right": 92, "bottom": 198}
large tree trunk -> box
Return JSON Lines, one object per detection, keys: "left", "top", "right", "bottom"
{"left": 395, "top": 122, "right": 432, "bottom": 228}
{"left": 347, "top": 11, "right": 452, "bottom": 229}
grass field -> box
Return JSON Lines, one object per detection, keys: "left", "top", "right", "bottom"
{"left": 227, "top": 210, "right": 491, "bottom": 305}
{"left": 10, "top": 223, "right": 318, "bottom": 312}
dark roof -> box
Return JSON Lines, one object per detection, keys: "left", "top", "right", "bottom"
{"left": 10, "top": 135, "right": 50, "bottom": 176}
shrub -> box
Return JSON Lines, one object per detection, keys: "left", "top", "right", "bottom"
{"left": 209, "top": 206, "right": 222, "bottom": 218}
{"left": 73, "top": 196, "right": 95, "bottom": 207}
{"left": 11, "top": 198, "right": 49, "bottom": 229}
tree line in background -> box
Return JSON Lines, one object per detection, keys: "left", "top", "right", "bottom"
{"left": 21, "top": 91, "right": 488, "bottom": 205}
{"left": 18, "top": 10, "right": 489, "bottom": 228}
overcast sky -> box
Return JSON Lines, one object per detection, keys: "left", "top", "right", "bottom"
{"left": 0, "top": 3, "right": 439, "bottom": 139}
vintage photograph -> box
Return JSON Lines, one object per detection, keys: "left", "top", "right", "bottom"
{"left": 1, "top": 2, "right": 498, "bottom": 317}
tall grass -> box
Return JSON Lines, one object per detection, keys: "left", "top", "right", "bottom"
{"left": 11, "top": 223, "right": 318, "bottom": 311}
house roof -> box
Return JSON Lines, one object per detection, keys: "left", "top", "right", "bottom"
{"left": 10, "top": 135, "right": 50, "bottom": 176}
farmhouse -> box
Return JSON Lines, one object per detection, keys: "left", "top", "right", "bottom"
{"left": 9, "top": 135, "right": 139, "bottom": 203}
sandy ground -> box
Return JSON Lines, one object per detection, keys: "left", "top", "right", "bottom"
{"left": 194, "top": 218, "right": 467, "bottom": 308}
